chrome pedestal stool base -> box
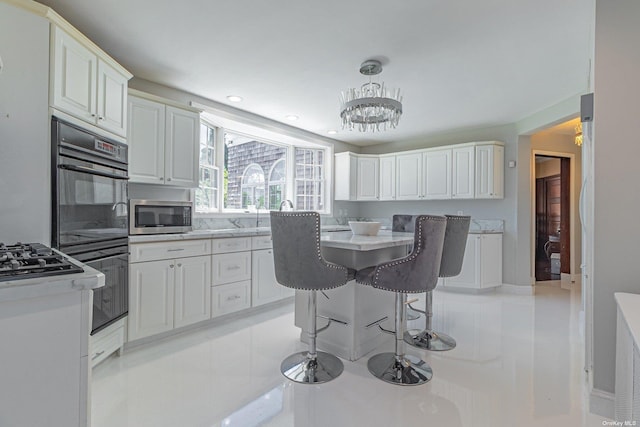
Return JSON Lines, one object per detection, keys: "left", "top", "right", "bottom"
{"left": 281, "top": 351, "right": 344, "bottom": 384}
{"left": 367, "top": 352, "right": 433, "bottom": 386}
{"left": 404, "top": 329, "right": 457, "bottom": 351}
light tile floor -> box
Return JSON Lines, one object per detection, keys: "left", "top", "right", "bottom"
{"left": 92, "top": 285, "right": 610, "bottom": 427}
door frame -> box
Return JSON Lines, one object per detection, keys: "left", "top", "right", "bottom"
{"left": 530, "top": 150, "right": 577, "bottom": 285}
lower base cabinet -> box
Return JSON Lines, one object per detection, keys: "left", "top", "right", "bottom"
{"left": 442, "top": 233, "right": 502, "bottom": 289}
{"left": 251, "top": 248, "right": 293, "bottom": 306}
{"left": 211, "top": 280, "right": 251, "bottom": 317}
{"left": 129, "top": 255, "right": 211, "bottom": 341}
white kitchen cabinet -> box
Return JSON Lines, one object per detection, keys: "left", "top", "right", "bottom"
{"left": 90, "top": 317, "right": 125, "bottom": 367}
{"left": 211, "top": 281, "right": 251, "bottom": 317}
{"left": 251, "top": 234, "right": 294, "bottom": 307}
{"left": 423, "top": 148, "right": 452, "bottom": 199}
{"left": 334, "top": 152, "right": 379, "bottom": 201}
{"left": 212, "top": 252, "right": 252, "bottom": 285}
{"left": 52, "top": 26, "right": 130, "bottom": 137}
{"left": 128, "top": 91, "right": 200, "bottom": 187}
{"left": 129, "top": 238, "right": 212, "bottom": 341}
{"left": 396, "top": 151, "right": 423, "bottom": 200}
{"left": 174, "top": 255, "right": 212, "bottom": 328}
{"left": 379, "top": 154, "right": 396, "bottom": 200}
{"left": 129, "top": 259, "right": 174, "bottom": 340}
{"left": 475, "top": 143, "right": 504, "bottom": 199}
{"left": 444, "top": 233, "right": 503, "bottom": 289}
{"left": 452, "top": 146, "right": 475, "bottom": 199}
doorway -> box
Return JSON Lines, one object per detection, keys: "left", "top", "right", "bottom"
{"left": 534, "top": 155, "right": 571, "bottom": 281}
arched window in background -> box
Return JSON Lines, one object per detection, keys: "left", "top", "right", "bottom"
{"left": 268, "top": 159, "right": 286, "bottom": 210}
{"left": 241, "top": 163, "right": 265, "bottom": 208}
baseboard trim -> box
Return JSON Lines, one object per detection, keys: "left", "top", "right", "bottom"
{"left": 589, "top": 388, "right": 615, "bottom": 420}
{"left": 499, "top": 283, "right": 534, "bottom": 295}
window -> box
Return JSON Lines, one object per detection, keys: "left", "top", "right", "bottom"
{"left": 224, "top": 132, "right": 286, "bottom": 210}
{"left": 240, "top": 164, "right": 265, "bottom": 208}
{"left": 195, "top": 123, "right": 219, "bottom": 212}
{"left": 268, "top": 159, "right": 286, "bottom": 210}
{"left": 195, "top": 120, "right": 331, "bottom": 214}
{"left": 295, "top": 148, "right": 325, "bottom": 211}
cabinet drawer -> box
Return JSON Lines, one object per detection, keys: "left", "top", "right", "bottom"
{"left": 212, "top": 252, "right": 252, "bottom": 285}
{"left": 211, "top": 281, "right": 251, "bottom": 317}
{"left": 251, "top": 235, "right": 272, "bottom": 250}
{"left": 90, "top": 323, "right": 124, "bottom": 367}
{"left": 130, "top": 239, "right": 211, "bottom": 263}
{"left": 212, "top": 237, "right": 252, "bottom": 254}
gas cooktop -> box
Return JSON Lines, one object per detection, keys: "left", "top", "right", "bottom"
{"left": 0, "top": 242, "right": 84, "bottom": 282}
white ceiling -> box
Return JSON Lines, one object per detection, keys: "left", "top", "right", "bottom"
{"left": 38, "top": 0, "right": 594, "bottom": 146}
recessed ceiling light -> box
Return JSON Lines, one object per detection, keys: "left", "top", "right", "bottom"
{"left": 327, "top": 130, "right": 338, "bottom": 135}
{"left": 226, "top": 95, "right": 243, "bottom": 102}
{"left": 285, "top": 115, "right": 299, "bottom": 121}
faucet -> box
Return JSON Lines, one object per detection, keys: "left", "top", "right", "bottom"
{"left": 279, "top": 199, "right": 294, "bottom": 211}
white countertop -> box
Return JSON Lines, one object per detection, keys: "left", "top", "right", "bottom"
{"left": 129, "top": 227, "right": 272, "bottom": 243}
{"left": 0, "top": 251, "right": 105, "bottom": 303}
{"left": 615, "top": 292, "right": 640, "bottom": 348}
{"left": 320, "top": 230, "right": 414, "bottom": 251}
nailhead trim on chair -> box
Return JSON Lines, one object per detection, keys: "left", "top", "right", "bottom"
{"left": 271, "top": 211, "right": 351, "bottom": 291}
{"left": 358, "top": 214, "right": 446, "bottom": 293}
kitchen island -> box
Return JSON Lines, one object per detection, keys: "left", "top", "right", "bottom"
{"left": 294, "top": 230, "right": 414, "bottom": 361}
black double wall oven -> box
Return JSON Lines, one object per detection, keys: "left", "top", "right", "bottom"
{"left": 51, "top": 117, "right": 129, "bottom": 335}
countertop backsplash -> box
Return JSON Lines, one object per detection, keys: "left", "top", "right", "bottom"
{"left": 193, "top": 214, "right": 503, "bottom": 233}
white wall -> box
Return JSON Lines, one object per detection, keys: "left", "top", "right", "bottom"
{"left": 591, "top": 0, "right": 640, "bottom": 398}
{"left": 0, "top": 3, "right": 51, "bottom": 244}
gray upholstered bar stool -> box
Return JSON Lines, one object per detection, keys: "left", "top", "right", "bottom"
{"left": 405, "top": 214, "right": 470, "bottom": 351}
{"left": 355, "top": 215, "right": 446, "bottom": 385}
{"left": 392, "top": 214, "right": 420, "bottom": 321}
{"left": 270, "top": 211, "right": 354, "bottom": 384}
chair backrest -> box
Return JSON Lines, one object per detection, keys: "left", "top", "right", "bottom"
{"left": 270, "top": 211, "right": 351, "bottom": 291}
{"left": 439, "top": 215, "right": 471, "bottom": 278}
{"left": 392, "top": 214, "right": 416, "bottom": 232}
{"left": 370, "top": 215, "right": 446, "bottom": 293}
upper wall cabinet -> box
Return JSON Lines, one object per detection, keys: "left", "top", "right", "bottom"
{"left": 475, "top": 143, "right": 504, "bottom": 199}
{"left": 51, "top": 26, "right": 131, "bottom": 138}
{"left": 335, "top": 153, "right": 379, "bottom": 201}
{"left": 452, "top": 146, "right": 475, "bottom": 199}
{"left": 128, "top": 91, "right": 200, "bottom": 188}
{"left": 334, "top": 141, "right": 504, "bottom": 202}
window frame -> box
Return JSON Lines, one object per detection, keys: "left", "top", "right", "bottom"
{"left": 193, "top": 121, "right": 333, "bottom": 216}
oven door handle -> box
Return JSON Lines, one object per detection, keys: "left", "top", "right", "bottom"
{"left": 59, "top": 164, "right": 129, "bottom": 180}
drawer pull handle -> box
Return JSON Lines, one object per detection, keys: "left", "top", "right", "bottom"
{"left": 92, "top": 350, "right": 105, "bottom": 360}
{"left": 226, "top": 295, "right": 241, "bottom": 301}
{"left": 168, "top": 248, "right": 185, "bottom": 252}
{"left": 227, "top": 265, "right": 241, "bottom": 270}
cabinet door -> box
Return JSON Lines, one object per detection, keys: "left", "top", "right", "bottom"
{"left": 396, "top": 152, "right": 422, "bottom": 200}
{"left": 423, "top": 149, "right": 452, "bottom": 199}
{"left": 379, "top": 155, "right": 396, "bottom": 200}
{"left": 445, "top": 235, "right": 479, "bottom": 288}
{"left": 452, "top": 147, "right": 475, "bottom": 199}
{"left": 476, "top": 144, "right": 504, "bottom": 199}
{"left": 165, "top": 105, "right": 200, "bottom": 187}
{"left": 52, "top": 27, "right": 97, "bottom": 122}
{"left": 212, "top": 252, "right": 252, "bottom": 285}
{"left": 479, "top": 234, "right": 503, "bottom": 287}
{"left": 251, "top": 249, "right": 282, "bottom": 306}
{"left": 174, "top": 255, "right": 211, "bottom": 328}
{"left": 128, "top": 96, "right": 165, "bottom": 184}
{"left": 356, "top": 156, "right": 379, "bottom": 200}
{"left": 96, "top": 59, "right": 128, "bottom": 137}
{"left": 129, "top": 260, "right": 174, "bottom": 340}
{"left": 211, "top": 281, "right": 251, "bottom": 317}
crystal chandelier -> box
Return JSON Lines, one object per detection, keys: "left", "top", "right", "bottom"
{"left": 340, "top": 60, "right": 403, "bottom": 132}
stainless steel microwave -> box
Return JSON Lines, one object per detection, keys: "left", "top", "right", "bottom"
{"left": 129, "top": 199, "right": 193, "bottom": 235}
